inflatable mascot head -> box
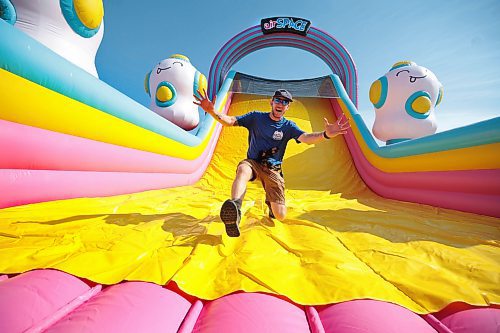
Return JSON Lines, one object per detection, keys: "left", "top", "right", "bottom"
{"left": 370, "top": 61, "right": 443, "bottom": 145}
{"left": 145, "top": 54, "right": 207, "bottom": 131}
{"left": 6, "top": 0, "right": 104, "bottom": 77}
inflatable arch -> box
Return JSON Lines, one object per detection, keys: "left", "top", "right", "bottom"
{"left": 207, "top": 22, "right": 358, "bottom": 106}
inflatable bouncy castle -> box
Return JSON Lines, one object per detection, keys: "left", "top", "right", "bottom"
{"left": 0, "top": 5, "right": 499, "bottom": 333}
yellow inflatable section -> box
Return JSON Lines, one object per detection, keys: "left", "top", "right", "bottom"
{"left": 336, "top": 99, "right": 500, "bottom": 172}
{"left": 0, "top": 69, "right": 217, "bottom": 159}
{"left": 0, "top": 94, "right": 498, "bottom": 314}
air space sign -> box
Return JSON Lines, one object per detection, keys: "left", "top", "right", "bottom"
{"left": 260, "top": 17, "right": 311, "bottom": 36}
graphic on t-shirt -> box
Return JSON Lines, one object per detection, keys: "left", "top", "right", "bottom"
{"left": 272, "top": 130, "right": 284, "bottom": 140}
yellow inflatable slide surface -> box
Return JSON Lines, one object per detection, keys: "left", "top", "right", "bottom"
{"left": 0, "top": 94, "right": 498, "bottom": 314}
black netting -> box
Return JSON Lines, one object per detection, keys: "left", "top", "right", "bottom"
{"left": 230, "top": 72, "right": 339, "bottom": 98}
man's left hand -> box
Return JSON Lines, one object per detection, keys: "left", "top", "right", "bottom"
{"left": 324, "top": 114, "right": 350, "bottom": 138}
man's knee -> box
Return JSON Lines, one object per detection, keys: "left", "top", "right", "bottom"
{"left": 271, "top": 203, "right": 287, "bottom": 221}
{"left": 236, "top": 163, "right": 253, "bottom": 180}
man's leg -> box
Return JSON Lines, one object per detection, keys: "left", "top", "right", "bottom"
{"left": 270, "top": 202, "right": 287, "bottom": 221}
{"left": 220, "top": 162, "right": 255, "bottom": 237}
{"left": 231, "top": 163, "right": 254, "bottom": 202}
{"left": 263, "top": 169, "right": 286, "bottom": 221}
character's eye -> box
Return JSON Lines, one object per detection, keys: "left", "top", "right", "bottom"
{"left": 155, "top": 81, "right": 177, "bottom": 107}
{"left": 0, "top": 0, "right": 16, "bottom": 25}
{"left": 396, "top": 70, "right": 410, "bottom": 77}
{"left": 60, "top": 0, "right": 104, "bottom": 38}
{"left": 172, "top": 61, "right": 183, "bottom": 67}
{"left": 157, "top": 66, "right": 171, "bottom": 74}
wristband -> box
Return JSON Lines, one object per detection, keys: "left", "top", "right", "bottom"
{"left": 323, "top": 131, "right": 331, "bottom": 139}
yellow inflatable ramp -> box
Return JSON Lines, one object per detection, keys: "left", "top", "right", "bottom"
{"left": 0, "top": 94, "right": 498, "bottom": 314}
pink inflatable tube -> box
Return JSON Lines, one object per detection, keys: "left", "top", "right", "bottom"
{"left": 433, "top": 303, "right": 500, "bottom": 333}
{"left": 0, "top": 169, "right": 194, "bottom": 208}
{"left": 192, "top": 293, "right": 310, "bottom": 333}
{"left": 329, "top": 99, "right": 500, "bottom": 194}
{"left": 0, "top": 124, "right": 220, "bottom": 208}
{"left": 317, "top": 300, "right": 436, "bottom": 333}
{"left": 0, "top": 270, "right": 95, "bottom": 333}
{"left": 346, "top": 134, "right": 500, "bottom": 216}
{"left": 330, "top": 100, "right": 500, "bottom": 217}
{"left": 346, "top": 130, "right": 500, "bottom": 216}
{"left": 0, "top": 119, "right": 213, "bottom": 174}
{"left": 178, "top": 300, "right": 204, "bottom": 333}
{"left": 45, "top": 282, "right": 192, "bottom": 333}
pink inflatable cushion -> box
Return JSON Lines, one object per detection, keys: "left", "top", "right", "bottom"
{"left": 45, "top": 281, "right": 192, "bottom": 333}
{"left": 317, "top": 299, "right": 435, "bottom": 333}
{"left": 0, "top": 269, "right": 92, "bottom": 333}
{"left": 434, "top": 303, "right": 500, "bottom": 333}
{"left": 192, "top": 292, "right": 310, "bottom": 333}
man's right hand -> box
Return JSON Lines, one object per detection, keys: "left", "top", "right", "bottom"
{"left": 193, "top": 89, "right": 217, "bottom": 114}
{"left": 193, "top": 89, "right": 237, "bottom": 127}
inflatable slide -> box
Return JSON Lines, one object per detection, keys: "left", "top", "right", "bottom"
{"left": 0, "top": 12, "right": 499, "bottom": 333}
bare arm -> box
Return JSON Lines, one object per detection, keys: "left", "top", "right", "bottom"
{"left": 298, "top": 131, "right": 329, "bottom": 145}
{"left": 193, "top": 89, "right": 237, "bottom": 126}
{"left": 298, "top": 115, "right": 351, "bottom": 145}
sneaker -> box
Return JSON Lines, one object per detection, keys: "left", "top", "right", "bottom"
{"left": 220, "top": 200, "right": 241, "bottom": 237}
{"left": 266, "top": 201, "right": 275, "bottom": 219}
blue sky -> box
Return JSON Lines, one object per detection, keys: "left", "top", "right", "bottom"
{"left": 97, "top": 0, "right": 500, "bottom": 133}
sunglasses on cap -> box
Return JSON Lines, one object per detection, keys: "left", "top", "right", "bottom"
{"left": 273, "top": 98, "right": 290, "bottom": 106}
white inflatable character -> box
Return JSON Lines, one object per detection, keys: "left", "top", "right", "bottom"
{"left": 145, "top": 54, "right": 207, "bottom": 131}
{"left": 7, "top": 0, "right": 104, "bottom": 77}
{"left": 370, "top": 61, "right": 443, "bottom": 145}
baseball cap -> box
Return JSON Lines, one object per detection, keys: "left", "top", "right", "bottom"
{"left": 273, "top": 89, "right": 293, "bottom": 102}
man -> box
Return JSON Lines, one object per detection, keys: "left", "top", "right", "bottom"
{"left": 194, "top": 89, "right": 350, "bottom": 237}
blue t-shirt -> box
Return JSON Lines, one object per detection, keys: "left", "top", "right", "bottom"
{"left": 236, "top": 111, "right": 305, "bottom": 168}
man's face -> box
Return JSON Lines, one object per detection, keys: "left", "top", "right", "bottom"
{"left": 270, "top": 97, "right": 290, "bottom": 118}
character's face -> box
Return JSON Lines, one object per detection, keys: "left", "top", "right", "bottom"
{"left": 370, "top": 62, "right": 443, "bottom": 142}
{"left": 394, "top": 67, "right": 428, "bottom": 83}
{"left": 145, "top": 55, "right": 203, "bottom": 131}
{"left": 270, "top": 98, "right": 290, "bottom": 119}
{"left": 147, "top": 57, "right": 196, "bottom": 108}
{"left": 155, "top": 59, "right": 186, "bottom": 76}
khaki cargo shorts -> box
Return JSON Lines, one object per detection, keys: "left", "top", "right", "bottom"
{"left": 238, "top": 159, "right": 286, "bottom": 205}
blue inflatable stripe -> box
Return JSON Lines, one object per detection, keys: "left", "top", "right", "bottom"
{"left": 330, "top": 74, "right": 500, "bottom": 157}
{"left": 0, "top": 20, "right": 201, "bottom": 146}
{"left": 386, "top": 138, "right": 410, "bottom": 145}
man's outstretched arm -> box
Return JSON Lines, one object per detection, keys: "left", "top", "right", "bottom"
{"left": 298, "top": 115, "right": 350, "bottom": 145}
{"left": 194, "top": 89, "right": 237, "bottom": 126}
